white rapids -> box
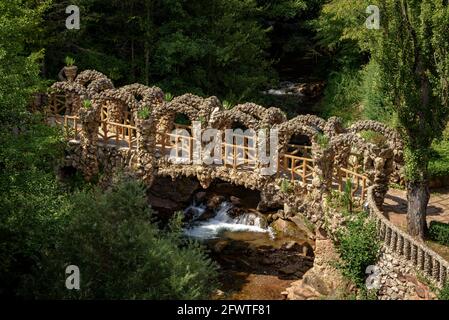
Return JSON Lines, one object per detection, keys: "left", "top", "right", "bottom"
{"left": 184, "top": 202, "right": 273, "bottom": 239}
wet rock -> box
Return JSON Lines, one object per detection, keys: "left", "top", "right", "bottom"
{"left": 279, "top": 264, "right": 300, "bottom": 275}
{"left": 283, "top": 241, "right": 301, "bottom": 251}
{"left": 289, "top": 215, "right": 316, "bottom": 240}
{"left": 270, "top": 218, "right": 305, "bottom": 238}
{"left": 195, "top": 191, "right": 207, "bottom": 202}
{"left": 207, "top": 195, "right": 225, "bottom": 210}
{"left": 147, "top": 176, "right": 199, "bottom": 217}
{"left": 213, "top": 240, "right": 229, "bottom": 253}
{"left": 230, "top": 196, "right": 241, "bottom": 206}
{"left": 301, "top": 242, "right": 314, "bottom": 258}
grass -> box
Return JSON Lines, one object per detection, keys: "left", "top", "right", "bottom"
{"left": 429, "top": 139, "right": 449, "bottom": 178}
{"left": 425, "top": 240, "right": 449, "bottom": 262}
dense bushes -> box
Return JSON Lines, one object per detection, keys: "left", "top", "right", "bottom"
{"left": 24, "top": 178, "right": 218, "bottom": 299}
{"left": 438, "top": 282, "right": 449, "bottom": 300}
{"left": 429, "top": 140, "right": 449, "bottom": 179}
{"left": 428, "top": 221, "right": 449, "bottom": 247}
{"left": 335, "top": 211, "right": 380, "bottom": 289}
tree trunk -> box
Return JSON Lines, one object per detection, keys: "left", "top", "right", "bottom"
{"left": 406, "top": 180, "right": 430, "bottom": 239}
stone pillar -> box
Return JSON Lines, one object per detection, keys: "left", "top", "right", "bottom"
{"left": 372, "top": 148, "right": 394, "bottom": 208}
{"left": 311, "top": 145, "right": 334, "bottom": 199}
{"left": 78, "top": 102, "right": 100, "bottom": 181}
{"left": 136, "top": 118, "right": 157, "bottom": 186}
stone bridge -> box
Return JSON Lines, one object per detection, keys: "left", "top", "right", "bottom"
{"left": 44, "top": 69, "right": 449, "bottom": 289}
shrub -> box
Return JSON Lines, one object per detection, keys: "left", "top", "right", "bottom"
{"left": 65, "top": 56, "right": 75, "bottom": 67}
{"left": 319, "top": 68, "right": 363, "bottom": 124}
{"left": 137, "top": 106, "right": 151, "bottom": 120}
{"left": 82, "top": 99, "right": 92, "bottom": 109}
{"left": 316, "top": 132, "right": 330, "bottom": 149}
{"left": 429, "top": 139, "right": 449, "bottom": 178}
{"left": 27, "top": 177, "right": 218, "bottom": 299}
{"left": 223, "top": 100, "right": 234, "bottom": 110}
{"left": 438, "top": 282, "right": 449, "bottom": 300}
{"left": 428, "top": 221, "right": 449, "bottom": 246}
{"left": 164, "top": 92, "right": 174, "bottom": 102}
{"left": 280, "top": 179, "right": 293, "bottom": 193}
{"left": 335, "top": 211, "right": 380, "bottom": 289}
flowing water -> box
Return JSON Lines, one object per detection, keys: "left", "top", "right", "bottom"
{"left": 182, "top": 199, "right": 314, "bottom": 300}
{"left": 184, "top": 201, "right": 273, "bottom": 240}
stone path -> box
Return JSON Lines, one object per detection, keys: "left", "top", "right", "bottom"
{"left": 384, "top": 187, "right": 449, "bottom": 230}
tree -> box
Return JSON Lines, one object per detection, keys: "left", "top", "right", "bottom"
{"left": 27, "top": 177, "right": 218, "bottom": 299}
{"left": 0, "top": 0, "right": 67, "bottom": 297}
{"left": 315, "top": 0, "right": 449, "bottom": 239}
{"left": 370, "top": 1, "right": 449, "bottom": 238}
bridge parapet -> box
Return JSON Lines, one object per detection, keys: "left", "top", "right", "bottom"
{"left": 44, "top": 69, "right": 404, "bottom": 208}
{"left": 366, "top": 187, "right": 449, "bottom": 287}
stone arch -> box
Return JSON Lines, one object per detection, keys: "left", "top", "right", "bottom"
{"left": 277, "top": 116, "right": 322, "bottom": 153}
{"left": 120, "top": 83, "right": 164, "bottom": 111}
{"left": 348, "top": 120, "right": 404, "bottom": 183}
{"left": 94, "top": 88, "right": 139, "bottom": 127}
{"left": 210, "top": 109, "right": 260, "bottom": 131}
{"left": 75, "top": 70, "right": 114, "bottom": 96}
{"left": 49, "top": 82, "right": 88, "bottom": 115}
{"left": 348, "top": 120, "right": 402, "bottom": 150}
{"left": 232, "top": 103, "right": 287, "bottom": 128}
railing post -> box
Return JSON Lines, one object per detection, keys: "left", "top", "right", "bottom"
{"left": 302, "top": 159, "right": 306, "bottom": 184}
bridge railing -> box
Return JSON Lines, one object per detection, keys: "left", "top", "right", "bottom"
{"left": 45, "top": 106, "right": 371, "bottom": 200}
{"left": 286, "top": 144, "right": 313, "bottom": 158}
{"left": 278, "top": 154, "right": 315, "bottom": 184}
{"left": 47, "top": 114, "right": 81, "bottom": 140}
{"left": 367, "top": 186, "right": 449, "bottom": 287}
{"left": 46, "top": 94, "right": 66, "bottom": 115}
{"left": 98, "top": 120, "right": 138, "bottom": 149}
{"left": 336, "top": 167, "right": 369, "bottom": 200}
{"left": 100, "top": 105, "right": 135, "bottom": 126}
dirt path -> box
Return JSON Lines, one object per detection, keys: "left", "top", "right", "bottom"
{"left": 384, "top": 188, "right": 449, "bottom": 229}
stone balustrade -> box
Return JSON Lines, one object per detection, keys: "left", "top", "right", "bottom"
{"left": 366, "top": 186, "right": 449, "bottom": 287}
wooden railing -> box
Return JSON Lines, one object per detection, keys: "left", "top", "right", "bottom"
{"left": 47, "top": 114, "right": 81, "bottom": 140}
{"left": 337, "top": 167, "right": 369, "bottom": 200}
{"left": 46, "top": 110, "right": 370, "bottom": 200}
{"left": 286, "top": 144, "right": 312, "bottom": 157}
{"left": 279, "top": 154, "right": 315, "bottom": 184}
{"left": 98, "top": 120, "right": 138, "bottom": 149}
{"left": 46, "top": 94, "right": 66, "bottom": 115}
{"left": 100, "top": 105, "right": 135, "bottom": 126}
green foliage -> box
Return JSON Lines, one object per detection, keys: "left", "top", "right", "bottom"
{"left": 335, "top": 211, "right": 380, "bottom": 289}
{"left": 40, "top": 0, "right": 282, "bottom": 101}
{"left": 359, "top": 130, "right": 388, "bottom": 146}
{"left": 164, "top": 92, "right": 174, "bottom": 102}
{"left": 360, "top": 61, "right": 394, "bottom": 124}
{"left": 223, "top": 100, "right": 235, "bottom": 110}
{"left": 280, "top": 179, "right": 293, "bottom": 193}
{"left": 429, "top": 139, "right": 449, "bottom": 178}
{"left": 428, "top": 221, "right": 449, "bottom": 247}
{"left": 82, "top": 99, "right": 92, "bottom": 109}
{"left": 65, "top": 56, "right": 75, "bottom": 67}
{"left": 316, "top": 132, "right": 330, "bottom": 149}
{"left": 137, "top": 106, "right": 151, "bottom": 120}
{"left": 438, "top": 282, "right": 449, "bottom": 300}
{"left": 318, "top": 68, "right": 363, "bottom": 123}
{"left": 23, "top": 177, "right": 219, "bottom": 299}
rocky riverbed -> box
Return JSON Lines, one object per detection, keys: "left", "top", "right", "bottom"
{"left": 147, "top": 177, "right": 317, "bottom": 300}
